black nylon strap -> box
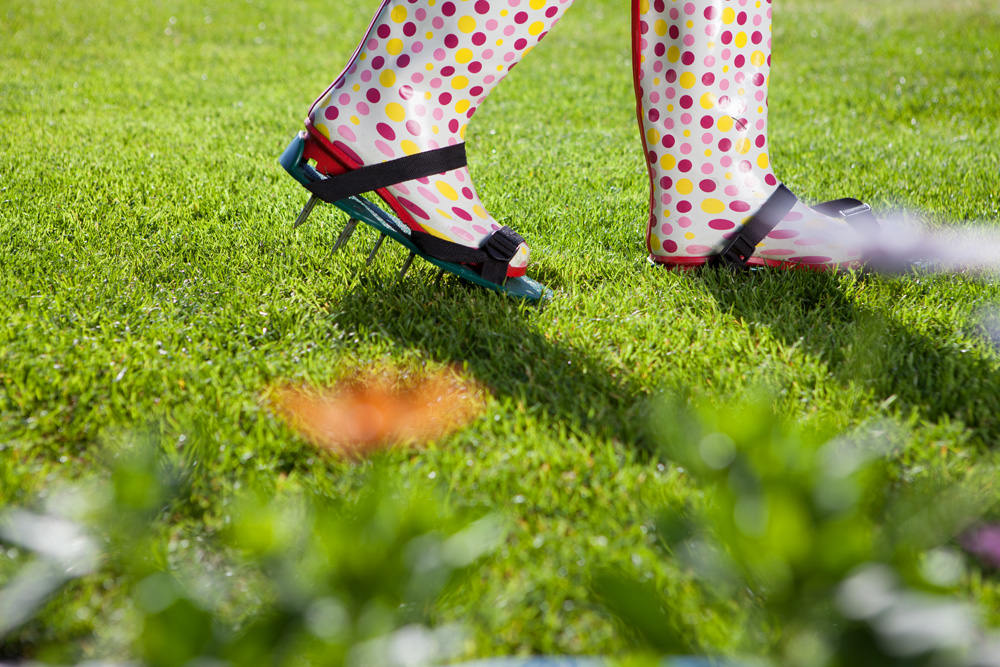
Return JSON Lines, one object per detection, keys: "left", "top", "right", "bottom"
{"left": 305, "top": 143, "right": 467, "bottom": 203}
{"left": 300, "top": 142, "right": 522, "bottom": 285}
{"left": 813, "top": 197, "right": 879, "bottom": 235}
{"left": 718, "top": 183, "right": 798, "bottom": 268}
{"left": 409, "top": 225, "right": 524, "bottom": 285}
{"left": 409, "top": 230, "right": 488, "bottom": 265}
{"left": 812, "top": 197, "right": 864, "bottom": 217}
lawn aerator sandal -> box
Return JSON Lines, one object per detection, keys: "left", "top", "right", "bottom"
{"left": 277, "top": 0, "right": 576, "bottom": 303}
{"left": 280, "top": 131, "right": 550, "bottom": 302}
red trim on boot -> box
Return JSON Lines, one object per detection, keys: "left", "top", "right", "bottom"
{"left": 647, "top": 253, "right": 859, "bottom": 271}
{"left": 307, "top": 0, "right": 392, "bottom": 120}
{"left": 631, "top": 0, "right": 659, "bottom": 265}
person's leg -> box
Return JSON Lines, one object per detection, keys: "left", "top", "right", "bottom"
{"left": 632, "top": 0, "right": 875, "bottom": 269}
{"left": 300, "top": 0, "right": 574, "bottom": 280}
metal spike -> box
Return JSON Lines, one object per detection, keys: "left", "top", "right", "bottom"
{"left": 434, "top": 268, "right": 445, "bottom": 285}
{"left": 293, "top": 195, "right": 319, "bottom": 228}
{"left": 398, "top": 252, "right": 416, "bottom": 279}
{"left": 331, "top": 218, "right": 359, "bottom": 253}
{"left": 366, "top": 234, "right": 387, "bottom": 265}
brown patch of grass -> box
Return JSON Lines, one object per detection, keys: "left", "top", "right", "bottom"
{"left": 268, "top": 365, "right": 488, "bottom": 458}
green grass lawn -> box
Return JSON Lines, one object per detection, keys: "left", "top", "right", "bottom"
{"left": 2, "top": 0, "right": 1000, "bottom": 661}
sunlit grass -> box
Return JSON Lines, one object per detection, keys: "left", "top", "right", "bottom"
{"left": 1, "top": 0, "right": 999, "bottom": 660}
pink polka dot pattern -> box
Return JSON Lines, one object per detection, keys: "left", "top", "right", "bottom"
{"left": 309, "top": 0, "right": 574, "bottom": 272}
{"left": 634, "top": 0, "right": 866, "bottom": 268}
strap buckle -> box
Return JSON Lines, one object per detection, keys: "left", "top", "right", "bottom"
{"left": 719, "top": 234, "right": 756, "bottom": 269}
{"left": 714, "top": 184, "right": 798, "bottom": 270}
{"left": 484, "top": 226, "right": 523, "bottom": 263}
{"left": 839, "top": 202, "right": 879, "bottom": 235}
{"left": 840, "top": 202, "right": 872, "bottom": 219}
{"left": 479, "top": 226, "right": 524, "bottom": 285}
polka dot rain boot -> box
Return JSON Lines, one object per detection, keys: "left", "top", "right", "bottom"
{"left": 280, "top": 0, "right": 574, "bottom": 301}
{"left": 632, "top": 0, "right": 880, "bottom": 270}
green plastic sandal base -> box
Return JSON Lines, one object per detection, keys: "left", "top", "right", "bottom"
{"left": 279, "top": 133, "right": 552, "bottom": 303}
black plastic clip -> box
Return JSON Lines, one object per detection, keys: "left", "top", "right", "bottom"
{"left": 840, "top": 202, "right": 872, "bottom": 219}
{"left": 719, "top": 234, "right": 757, "bottom": 269}
{"left": 480, "top": 226, "right": 524, "bottom": 284}
{"left": 484, "top": 226, "right": 523, "bottom": 262}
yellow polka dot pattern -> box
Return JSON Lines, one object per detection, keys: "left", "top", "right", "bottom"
{"left": 308, "top": 0, "right": 573, "bottom": 255}
{"left": 635, "top": 0, "right": 860, "bottom": 266}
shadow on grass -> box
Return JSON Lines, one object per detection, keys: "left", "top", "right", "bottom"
{"left": 330, "top": 277, "right": 657, "bottom": 450}
{"left": 330, "top": 262, "right": 1000, "bottom": 449}
{"left": 688, "top": 268, "right": 1000, "bottom": 443}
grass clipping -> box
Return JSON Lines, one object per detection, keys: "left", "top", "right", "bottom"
{"left": 270, "top": 365, "right": 487, "bottom": 457}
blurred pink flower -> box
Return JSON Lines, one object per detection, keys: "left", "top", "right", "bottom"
{"left": 960, "top": 524, "right": 1000, "bottom": 570}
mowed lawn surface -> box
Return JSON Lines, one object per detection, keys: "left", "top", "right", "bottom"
{"left": 2, "top": 0, "right": 1000, "bottom": 659}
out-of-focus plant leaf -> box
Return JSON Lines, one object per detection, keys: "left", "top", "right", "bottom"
{"left": 592, "top": 568, "right": 694, "bottom": 656}
{"left": 1, "top": 438, "right": 499, "bottom": 667}
{"left": 604, "top": 396, "right": 1000, "bottom": 667}
{"left": 0, "top": 509, "right": 100, "bottom": 641}
{"left": 137, "top": 579, "right": 215, "bottom": 667}
{"left": 652, "top": 507, "right": 698, "bottom": 553}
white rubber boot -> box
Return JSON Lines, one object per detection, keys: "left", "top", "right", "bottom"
{"left": 304, "top": 0, "right": 574, "bottom": 279}
{"left": 633, "top": 0, "right": 874, "bottom": 270}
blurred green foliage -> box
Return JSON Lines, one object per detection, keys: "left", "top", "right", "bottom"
{"left": 2, "top": 402, "right": 999, "bottom": 666}
{"left": 1, "top": 443, "right": 501, "bottom": 667}
{"left": 595, "top": 397, "right": 999, "bottom": 667}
